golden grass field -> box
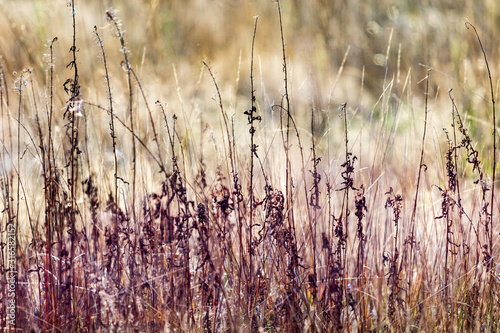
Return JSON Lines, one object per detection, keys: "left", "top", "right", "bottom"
{"left": 1, "top": 0, "right": 500, "bottom": 331}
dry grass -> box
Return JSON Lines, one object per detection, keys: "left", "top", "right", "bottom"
{"left": 1, "top": 0, "right": 499, "bottom": 332}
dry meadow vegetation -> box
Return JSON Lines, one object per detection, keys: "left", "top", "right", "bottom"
{"left": 1, "top": 0, "right": 500, "bottom": 332}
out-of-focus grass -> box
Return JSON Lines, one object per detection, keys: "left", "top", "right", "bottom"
{"left": 1, "top": 0, "right": 499, "bottom": 102}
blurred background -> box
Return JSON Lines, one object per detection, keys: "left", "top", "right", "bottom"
{"left": 2, "top": 0, "right": 499, "bottom": 102}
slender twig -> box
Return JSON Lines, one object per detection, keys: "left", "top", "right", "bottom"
{"left": 93, "top": 26, "right": 119, "bottom": 213}
{"left": 69, "top": 2, "right": 79, "bottom": 326}
{"left": 276, "top": 0, "right": 295, "bottom": 236}
{"left": 245, "top": 16, "right": 259, "bottom": 317}
{"left": 45, "top": 36, "right": 57, "bottom": 330}
{"left": 466, "top": 21, "right": 496, "bottom": 329}
{"left": 406, "top": 70, "right": 431, "bottom": 309}
{"left": 340, "top": 102, "right": 352, "bottom": 330}
{"left": 14, "top": 68, "right": 31, "bottom": 332}
{"left": 106, "top": 9, "right": 136, "bottom": 225}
